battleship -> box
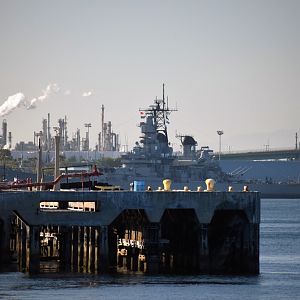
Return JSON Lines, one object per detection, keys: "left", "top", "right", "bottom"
{"left": 2, "top": 86, "right": 300, "bottom": 198}
{"left": 99, "top": 85, "right": 300, "bottom": 198}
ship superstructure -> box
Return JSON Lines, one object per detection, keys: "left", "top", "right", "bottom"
{"left": 104, "top": 85, "right": 225, "bottom": 188}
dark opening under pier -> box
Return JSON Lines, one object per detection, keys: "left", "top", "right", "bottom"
{"left": 0, "top": 190, "right": 260, "bottom": 275}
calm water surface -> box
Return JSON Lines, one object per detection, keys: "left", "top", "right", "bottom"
{"left": 0, "top": 199, "right": 299, "bottom": 300}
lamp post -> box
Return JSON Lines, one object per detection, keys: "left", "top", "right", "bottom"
{"left": 217, "top": 130, "right": 224, "bottom": 161}
{"left": 84, "top": 123, "right": 92, "bottom": 160}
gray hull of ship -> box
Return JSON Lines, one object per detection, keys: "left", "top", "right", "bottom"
{"left": 105, "top": 175, "right": 300, "bottom": 199}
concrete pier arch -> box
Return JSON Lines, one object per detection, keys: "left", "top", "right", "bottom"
{"left": 208, "top": 209, "right": 258, "bottom": 274}
{"left": 160, "top": 209, "right": 200, "bottom": 273}
{"left": 110, "top": 209, "right": 149, "bottom": 273}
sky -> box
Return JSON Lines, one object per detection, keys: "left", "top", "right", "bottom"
{"left": 0, "top": 0, "right": 299, "bottom": 153}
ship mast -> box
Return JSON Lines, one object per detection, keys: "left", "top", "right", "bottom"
{"left": 139, "top": 84, "right": 176, "bottom": 144}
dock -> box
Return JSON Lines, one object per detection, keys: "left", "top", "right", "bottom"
{"left": 0, "top": 190, "right": 260, "bottom": 274}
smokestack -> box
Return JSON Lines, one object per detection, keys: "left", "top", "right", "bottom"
{"left": 47, "top": 113, "right": 51, "bottom": 151}
{"left": 98, "top": 133, "right": 101, "bottom": 152}
{"left": 112, "top": 133, "right": 116, "bottom": 151}
{"left": 58, "top": 118, "right": 64, "bottom": 150}
{"left": 8, "top": 132, "right": 12, "bottom": 149}
{"left": 2, "top": 119, "right": 7, "bottom": 146}
{"left": 116, "top": 134, "right": 119, "bottom": 151}
{"left": 64, "top": 115, "right": 68, "bottom": 149}
{"left": 108, "top": 121, "right": 112, "bottom": 150}
{"left": 103, "top": 123, "right": 107, "bottom": 151}
{"left": 42, "top": 118, "right": 47, "bottom": 150}
{"left": 53, "top": 134, "right": 60, "bottom": 191}
{"left": 36, "top": 137, "right": 42, "bottom": 189}
{"left": 101, "top": 105, "right": 104, "bottom": 151}
{"left": 76, "top": 129, "right": 80, "bottom": 151}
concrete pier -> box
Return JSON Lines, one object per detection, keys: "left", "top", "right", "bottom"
{"left": 0, "top": 190, "right": 260, "bottom": 274}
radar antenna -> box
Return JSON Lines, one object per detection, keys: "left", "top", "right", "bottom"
{"left": 139, "top": 84, "right": 177, "bottom": 143}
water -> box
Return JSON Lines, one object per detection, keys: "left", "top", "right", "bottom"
{"left": 0, "top": 199, "right": 299, "bottom": 300}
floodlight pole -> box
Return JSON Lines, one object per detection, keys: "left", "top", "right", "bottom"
{"left": 217, "top": 130, "right": 224, "bottom": 161}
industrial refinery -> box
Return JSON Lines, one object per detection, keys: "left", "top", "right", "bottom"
{"left": 9, "top": 105, "right": 120, "bottom": 161}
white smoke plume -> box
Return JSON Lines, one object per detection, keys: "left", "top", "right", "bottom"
{"left": 82, "top": 91, "right": 93, "bottom": 97}
{"left": 0, "top": 93, "right": 26, "bottom": 117}
{"left": 27, "top": 83, "right": 60, "bottom": 109}
{"left": 0, "top": 84, "right": 92, "bottom": 117}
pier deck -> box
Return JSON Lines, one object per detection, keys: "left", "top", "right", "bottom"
{"left": 0, "top": 190, "right": 260, "bottom": 274}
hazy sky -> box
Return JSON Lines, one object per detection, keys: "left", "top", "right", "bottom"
{"left": 0, "top": 0, "right": 299, "bottom": 152}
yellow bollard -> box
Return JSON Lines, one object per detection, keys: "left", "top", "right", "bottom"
{"left": 205, "top": 178, "right": 215, "bottom": 192}
{"left": 197, "top": 186, "right": 203, "bottom": 192}
{"left": 243, "top": 185, "right": 249, "bottom": 192}
{"left": 163, "top": 179, "right": 172, "bottom": 191}
{"left": 184, "top": 186, "right": 189, "bottom": 192}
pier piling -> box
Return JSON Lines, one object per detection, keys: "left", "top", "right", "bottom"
{"left": 0, "top": 190, "right": 260, "bottom": 275}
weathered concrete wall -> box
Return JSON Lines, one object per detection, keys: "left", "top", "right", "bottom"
{"left": 0, "top": 190, "right": 260, "bottom": 274}
{"left": 0, "top": 190, "right": 260, "bottom": 225}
